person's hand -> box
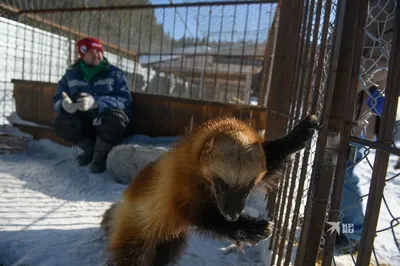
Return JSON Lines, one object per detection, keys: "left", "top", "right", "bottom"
{"left": 77, "top": 93, "right": 98, "bottom": 111}
{"left": 61, "top": 92, "right": 80, "bottom": 114}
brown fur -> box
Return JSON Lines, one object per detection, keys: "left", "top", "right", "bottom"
{"left": 101, "top": 115, "right": 319, "bottom": 265}
{"left": 101, "top": 117, "right": 269, "bottom": 266}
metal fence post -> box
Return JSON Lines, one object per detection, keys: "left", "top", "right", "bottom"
{"left": 295, "top": 0, "right": 369, "bottom": 265}
{"left": 265, "top": 0, "right": 302, "bottom": 141}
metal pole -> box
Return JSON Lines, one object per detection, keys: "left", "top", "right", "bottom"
{"left": 296, "top": 0, "right": 369, "bottom": 264}
{"left": 18, "top": 1, "right": 279, "bottom": 14}
{"left": 266, "top": 0, "right": 303, "bottom": 264}
{"left": 265, "top": 0, "right": 301, "bottom": 140}
{"left": 346, "top": 136, "right": 400, "bottom": 157}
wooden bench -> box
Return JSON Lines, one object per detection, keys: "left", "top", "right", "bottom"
{"left": 11, "top": 79, "right": 268, "bottom": 146}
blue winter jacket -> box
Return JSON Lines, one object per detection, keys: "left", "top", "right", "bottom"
{"left": 53, "top": 60, "right": 132, "bottom": 120}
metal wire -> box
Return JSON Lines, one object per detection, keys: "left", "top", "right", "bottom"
{"left": 266, "top": 1, "right": 400, "bottom": 265}
{"left": 6, "top": 1, "right": 398, "bottom": 265}
{"left": 0, "top": 0, "right": 277, "bottom": 128}
{"left": 328, "top": 1, "right": 399, "bottom": 265}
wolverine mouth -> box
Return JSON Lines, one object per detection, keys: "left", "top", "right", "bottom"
{"left": 213, "top": 178, "right": 250, "bottom": 222}
{"left": 216, "top": 199, "right": 242, "bottom": 222}
{"left": 222, "top": 212, "right": 240, "bottom": 222}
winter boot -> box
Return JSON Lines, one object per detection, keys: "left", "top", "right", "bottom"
{"left": 76, "top": 138, "right": 95, "bottom": 166}
{"left": 89, "top": 137, "right": 115, "bottom": 173}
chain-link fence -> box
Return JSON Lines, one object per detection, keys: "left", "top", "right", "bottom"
{"left": 266, "top": 0, "right": 399, "bottom": 265}
{"left": 1, "top": 0, "right": 399, "bottom": 265}
{"left": 265, "top": 0, "right": 338, "bottom": 265}
{"left": 324, "top": 0, "right": 399, "bottom": 265}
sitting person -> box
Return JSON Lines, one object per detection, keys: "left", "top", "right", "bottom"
{"left": 52, "top": 37, "right": 132, "bottom": 173}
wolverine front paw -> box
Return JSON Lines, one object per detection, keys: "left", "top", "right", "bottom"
{"left": 289, "top": 114, "right": 319, "bottom": 143}
{"left": 236, "top": 220, "right": 274, "bottom": 245}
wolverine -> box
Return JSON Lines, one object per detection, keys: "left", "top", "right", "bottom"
{"left": 101, "top": 114, "right": 319, "bottom": 266}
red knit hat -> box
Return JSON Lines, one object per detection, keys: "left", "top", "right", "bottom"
{"left": 77, "top": 37, "right": 104, "bottom": 58}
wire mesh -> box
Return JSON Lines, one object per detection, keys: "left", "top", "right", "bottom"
{"left": 2, "top": 0, "right": 398, "bottom": 265}
{"left": 275, "top": 0, "right": 398, "bottom": 265}
{"left": 0, "top": 0, "right": 278, "bottom": 127}
{"left": 136, "top": 3, "right": 276, "bottom": 102}
{"left": 325, "top": 0, "right": 399, "bottom": 265}
{"left": 265, "top": 1, "right": 338, "bottom": 265}
{"left": 267, "top": 0, "right": 399, "bottom": 264}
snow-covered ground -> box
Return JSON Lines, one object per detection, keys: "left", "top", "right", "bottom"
{"left": 0, "top": 121, "right": 399, "bottom": 266}
{"left": 341, "top": 145, "right": 400, "bottom": 265}
{"left": 0, "top": 126, "right": 271, "bottom": 266}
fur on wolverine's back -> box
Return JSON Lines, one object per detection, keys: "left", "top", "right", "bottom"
{"left": 101, "top": 115, "right": 319, "bottom": 266}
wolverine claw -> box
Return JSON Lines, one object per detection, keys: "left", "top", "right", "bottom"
{"left": 265, "top": 221, "right": 274, "bottom": 238}
{"left": 236, "top": 219, "right": 273, "bottom": 245}
{"left": 293, "top": 114, "right": 319, "bottom": 133}
{"left": 289, "top": 114, "right": 319, "bottom": 143}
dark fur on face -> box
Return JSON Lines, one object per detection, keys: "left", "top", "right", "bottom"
{"left": 200, "top": 132, "right": 267, "bottom": 222}
{"left": 200, "top": 115, "right": 319, "bottom": 222}
{"left": 212, "top": 177, "right": 254, "bottom": 221}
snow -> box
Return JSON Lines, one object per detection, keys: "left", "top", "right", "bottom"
{"left": 349, "top": 146, "right": 400, "bottom": 265}
{"left": 314, "top": 142, "right": 400, "bottom": 266}
{"left": 6, "top": 112, "right": 53, "bottom": 129}
{"left": 0, "top": 127, "right": 271, "bottom": 266}
{"left": 1, "top": 123, "right": 399, "bottom": 265}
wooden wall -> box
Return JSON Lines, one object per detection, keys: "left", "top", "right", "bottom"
{"left": 12, "top": 79, "right": 268, "bottom": 145}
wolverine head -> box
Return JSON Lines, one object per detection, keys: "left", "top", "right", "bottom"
{"left": 199, "top": 131, "right": 267, "bottom": 222}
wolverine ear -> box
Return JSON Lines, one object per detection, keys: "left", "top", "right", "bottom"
{"left": 200, "top": 137, "right": 214, "bottom": 161}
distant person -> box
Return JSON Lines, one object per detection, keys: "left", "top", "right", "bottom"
{"left": 52, "top": 37, "right": 132, "bottom": 173}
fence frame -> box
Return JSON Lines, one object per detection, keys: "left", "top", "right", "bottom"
{"left": 17, "top": 1, "right": 279, "bottom": 13}
{"left": 355, "top": 3, "right": 400, "bottom": 264}
{"left": 2, "top": 0, "right": 399, "bottom": 265}
{"left": 0, "top": 0, "right": 280, "bottom": 119}
{"left": 265, "top": 0, "right": 399, "bottom": 265}
{"left": 295, "top": 0, "right": 370, "bottom": 264}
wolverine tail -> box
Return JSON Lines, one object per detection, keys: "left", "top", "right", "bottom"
{"left": 101, "top": 203, "right": 119, "bottom": 237}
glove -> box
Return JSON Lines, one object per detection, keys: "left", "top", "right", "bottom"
{"left": 77, "top": 93, "right": 98, "bottom": 111}
{"left": 366, "top": 89, "right": 384, "bottom": 116}
{"left": 61, "top": 92, "right": 80, "bottom": 114}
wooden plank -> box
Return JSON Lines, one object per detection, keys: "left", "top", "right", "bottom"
{"left": 128, "top": 93, "right": 173, "bottom": 136}
{"left": 12, "top": 79, "right": 268, "bottom": 142}
{"left": 202, "top": 103, "right": 222, "bottom": 121}
{"left": 168, "top": 99, "right": 202, "bottom": 134}
{"left": 13, "top": 83, "right": 39, "bottom": 123}
{"left": 38, "top": 85, "right": 58, "bottom": 125}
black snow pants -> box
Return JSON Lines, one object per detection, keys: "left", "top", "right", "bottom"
{"left": 52, "top": 109, "right": 129, "bottom": 146}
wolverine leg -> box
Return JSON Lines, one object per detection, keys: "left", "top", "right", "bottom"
{"left": 195, "top": 206, "right": 273, "bottom": 244}
{"left": 108, "top": 240, "right": 156, "bottom": 266}
{"left": 153, "top": 233, "right": 188, "bottom": 266}
{"left": 100, "top": 203, "right": 119, "bottom": 237}
{"left": 262, "top": 114, "right": 319, "bottom": 172}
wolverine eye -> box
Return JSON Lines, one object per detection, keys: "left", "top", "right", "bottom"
{"left": 214, "top": 178, "right": 229, "bottom": 192}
